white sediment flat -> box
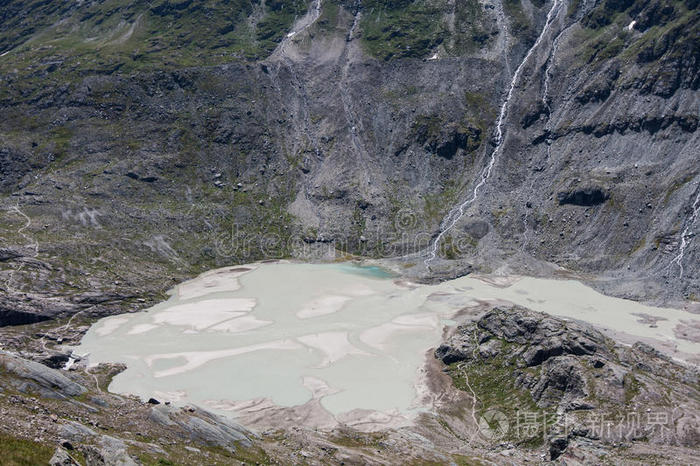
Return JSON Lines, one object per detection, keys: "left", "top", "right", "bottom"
{"left": 296, "top": 295, "right": 351, "bottom": 319}
{"left": 127, "top": 323, "right": 160, "bottom": 335}
{"left": 209, "top": 315, "right": 273, "bottom": 333}
{"left": 297, "top": 331, "right": 370, "bottom": 367}
{"left": 94, "top": 316, "right": 131, "bottom": 336}
{"left": 153, "top": 298, "right": 256, "bottom": 330}
{"left": 175, "top": 265, "right": 254, "bottom": 299}
{"left": 77, "top": 262, "right": 700, "bottom": 428}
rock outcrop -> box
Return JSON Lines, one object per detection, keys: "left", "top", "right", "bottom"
{"left": 436, "top": 307, "right": 700, "bottom": 458}
{"left": 0, "top": 351, "right": 86, "bottom": 397}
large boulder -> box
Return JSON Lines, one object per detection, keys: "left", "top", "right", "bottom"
{"left": 81, "top": 435, "right": 138, "bottom": 466}
{"left": 49, "top": 447, "right": 80, "bottom": 466}
{"left": 148, "top": 404, "right": 253, "bottom": 451}
{"left": 0, "top": 351, "right": 86, "bottom": 397}
{"left": 557, "top": 186, "right": 609, "bottom": 206}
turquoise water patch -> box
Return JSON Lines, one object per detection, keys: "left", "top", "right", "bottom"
{"left": 331, "top": 263, "right": 396, "bottom": 279}
{"left": 76, "top": 261, "right": 698, "bottom": 427}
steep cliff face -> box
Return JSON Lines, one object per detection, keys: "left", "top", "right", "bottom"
{"left": 0, "top": 0, "right": 697, "bottom": 321}
{"left": 475, "top": 0, "right": 700, "bottom": 303}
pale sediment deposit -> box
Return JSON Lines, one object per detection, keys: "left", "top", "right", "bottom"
{"left": 76, "top": 261, "right": 700, "bottom": 431}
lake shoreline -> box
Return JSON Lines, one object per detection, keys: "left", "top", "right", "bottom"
{"left": 73, "top": 260, "right": 700, "bottom": 432}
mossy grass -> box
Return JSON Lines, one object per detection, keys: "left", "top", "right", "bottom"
{"left": 0, "top": 431, "right": 55, "bottom": 466}
{"left": 0, "top": 0, "right": 308, "bottom": 88}
{"left": 360, "top": 0, "right": 448, "bottom": 60}
{"left": 445, "top": 347, "right": 556, "bottom": 447}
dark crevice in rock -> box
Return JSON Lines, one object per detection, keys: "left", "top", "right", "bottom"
{"left": 0, "top": 309, "right": 53, "bottom": 327}
{"left": 557, "top": 187, "right": 609, "bottom": 206}
{"left": 534, "top": 114, "right": 697, "bottom": 146}
{"left": 520, "top": 101, "right": 548, "bottom": 129}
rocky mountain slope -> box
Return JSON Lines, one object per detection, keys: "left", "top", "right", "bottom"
{"left": 0, "top": 0, "right": 698, "bottom": 461}
{"left": 0, "top": 0, "right": 698, "bottom": 328}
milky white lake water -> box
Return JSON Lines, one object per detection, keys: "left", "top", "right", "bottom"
{"left": 77, "top": 261, "right": 699, "bottom": 423}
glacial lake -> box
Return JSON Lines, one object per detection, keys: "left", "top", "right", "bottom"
{"left": 76, "top": 261, "right": 699, "bottom": 426}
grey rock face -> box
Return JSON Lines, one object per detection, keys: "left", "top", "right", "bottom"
{"left": 437, "top": 306, "right": 700, "bottom": 426}
{"left": 148, "top": 405, "right": 177, "bottom": 427}
{"left": 0, "top": 298, "right": 54, "bottom": 326}
{"left": 49, "top": 447, "right": 79, "bottom": 466}
{"left": 184, "top": 417, "right": 251, "bottom": 450}
{"left": 557, "top": 186, "right": 609, "bottom": 207}
{"left": 59, "top": 421, "right": 98, "bottom": 442}
{"left": 148, "top": 403, "right": 253, "bottom": 450}
{"left": 82, "top": 436, "right": 138, "bottom": 466}
{"left": 0, "top": 248, "right": 22, "bottom": 262}
{"left": 0, "top": 351, "right": 86, "bottom": 397}
{"left": 548, "top": 436, "right": 569, "bottom": 460}
{"left": 0, "top": 147, "right": 32, "bottom": 192}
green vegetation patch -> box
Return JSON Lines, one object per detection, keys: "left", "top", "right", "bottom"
{"left": 48, "top": 126, "right": 74, "bottom": 165}
{"left": 0, "top": 431, "right": 55, "bottom": 466}
{"left": 447, "top": 0, "right": 494, "bottom": 54}
{"left": 360, "top": 0, "right": 448, "bottom": 60}
{"left": 503, "top": 0, "right": 535, "bottom": 44}
{"left": 360, "top": 0, "right": 496, "bottom": 59}
{"left": 329, "top": 429, "right": 388, "bottom": 449}
{"left": 423, "top": 179, "right": 461, "bottom": 223}
{"left": 577, "top": 0, "right": 697, "bottom": 69}
{"left": 0, "top": 0, "right": 308, "bottom": 82}
{"left": 256, "top": 0, "right": 309, "bottom": 51}
{"left": 445, "top": 349, "right": 556, "bottom": 446}
{"left": 314, "top": 0, "right": 342, "bottom": 33}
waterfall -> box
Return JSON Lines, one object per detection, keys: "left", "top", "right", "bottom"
{"left": 424, "top": 0, "right": 564, "bottom": 267}
{"left": 670, "top": 187, "right": 700, "bottom": 278}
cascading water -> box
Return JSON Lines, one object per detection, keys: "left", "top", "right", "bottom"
{"left": 339, "top": 8, "right": 368, "bottom": 166}
{"left": 424, "top": 0, "right": 564, "bottom": 267}
{"left": 669, "top": 187, "right": 700, "bottom": 278}
{"left": 542, "top": 8, "right": 568, "bottom": 113}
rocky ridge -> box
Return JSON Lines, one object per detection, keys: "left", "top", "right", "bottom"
{"left": 435, "top": 307, "right": 700, "bottom": 460}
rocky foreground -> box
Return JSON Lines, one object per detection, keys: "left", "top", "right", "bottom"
{"left": 435, "top": 307, "right": 700, "bottom": 462}
{"left": 0, "top": 305, "right": 698, "bottom": 464}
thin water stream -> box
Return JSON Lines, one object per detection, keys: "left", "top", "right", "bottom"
{"left": 425, "top": 0, "right": 564, "bottom": 266}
